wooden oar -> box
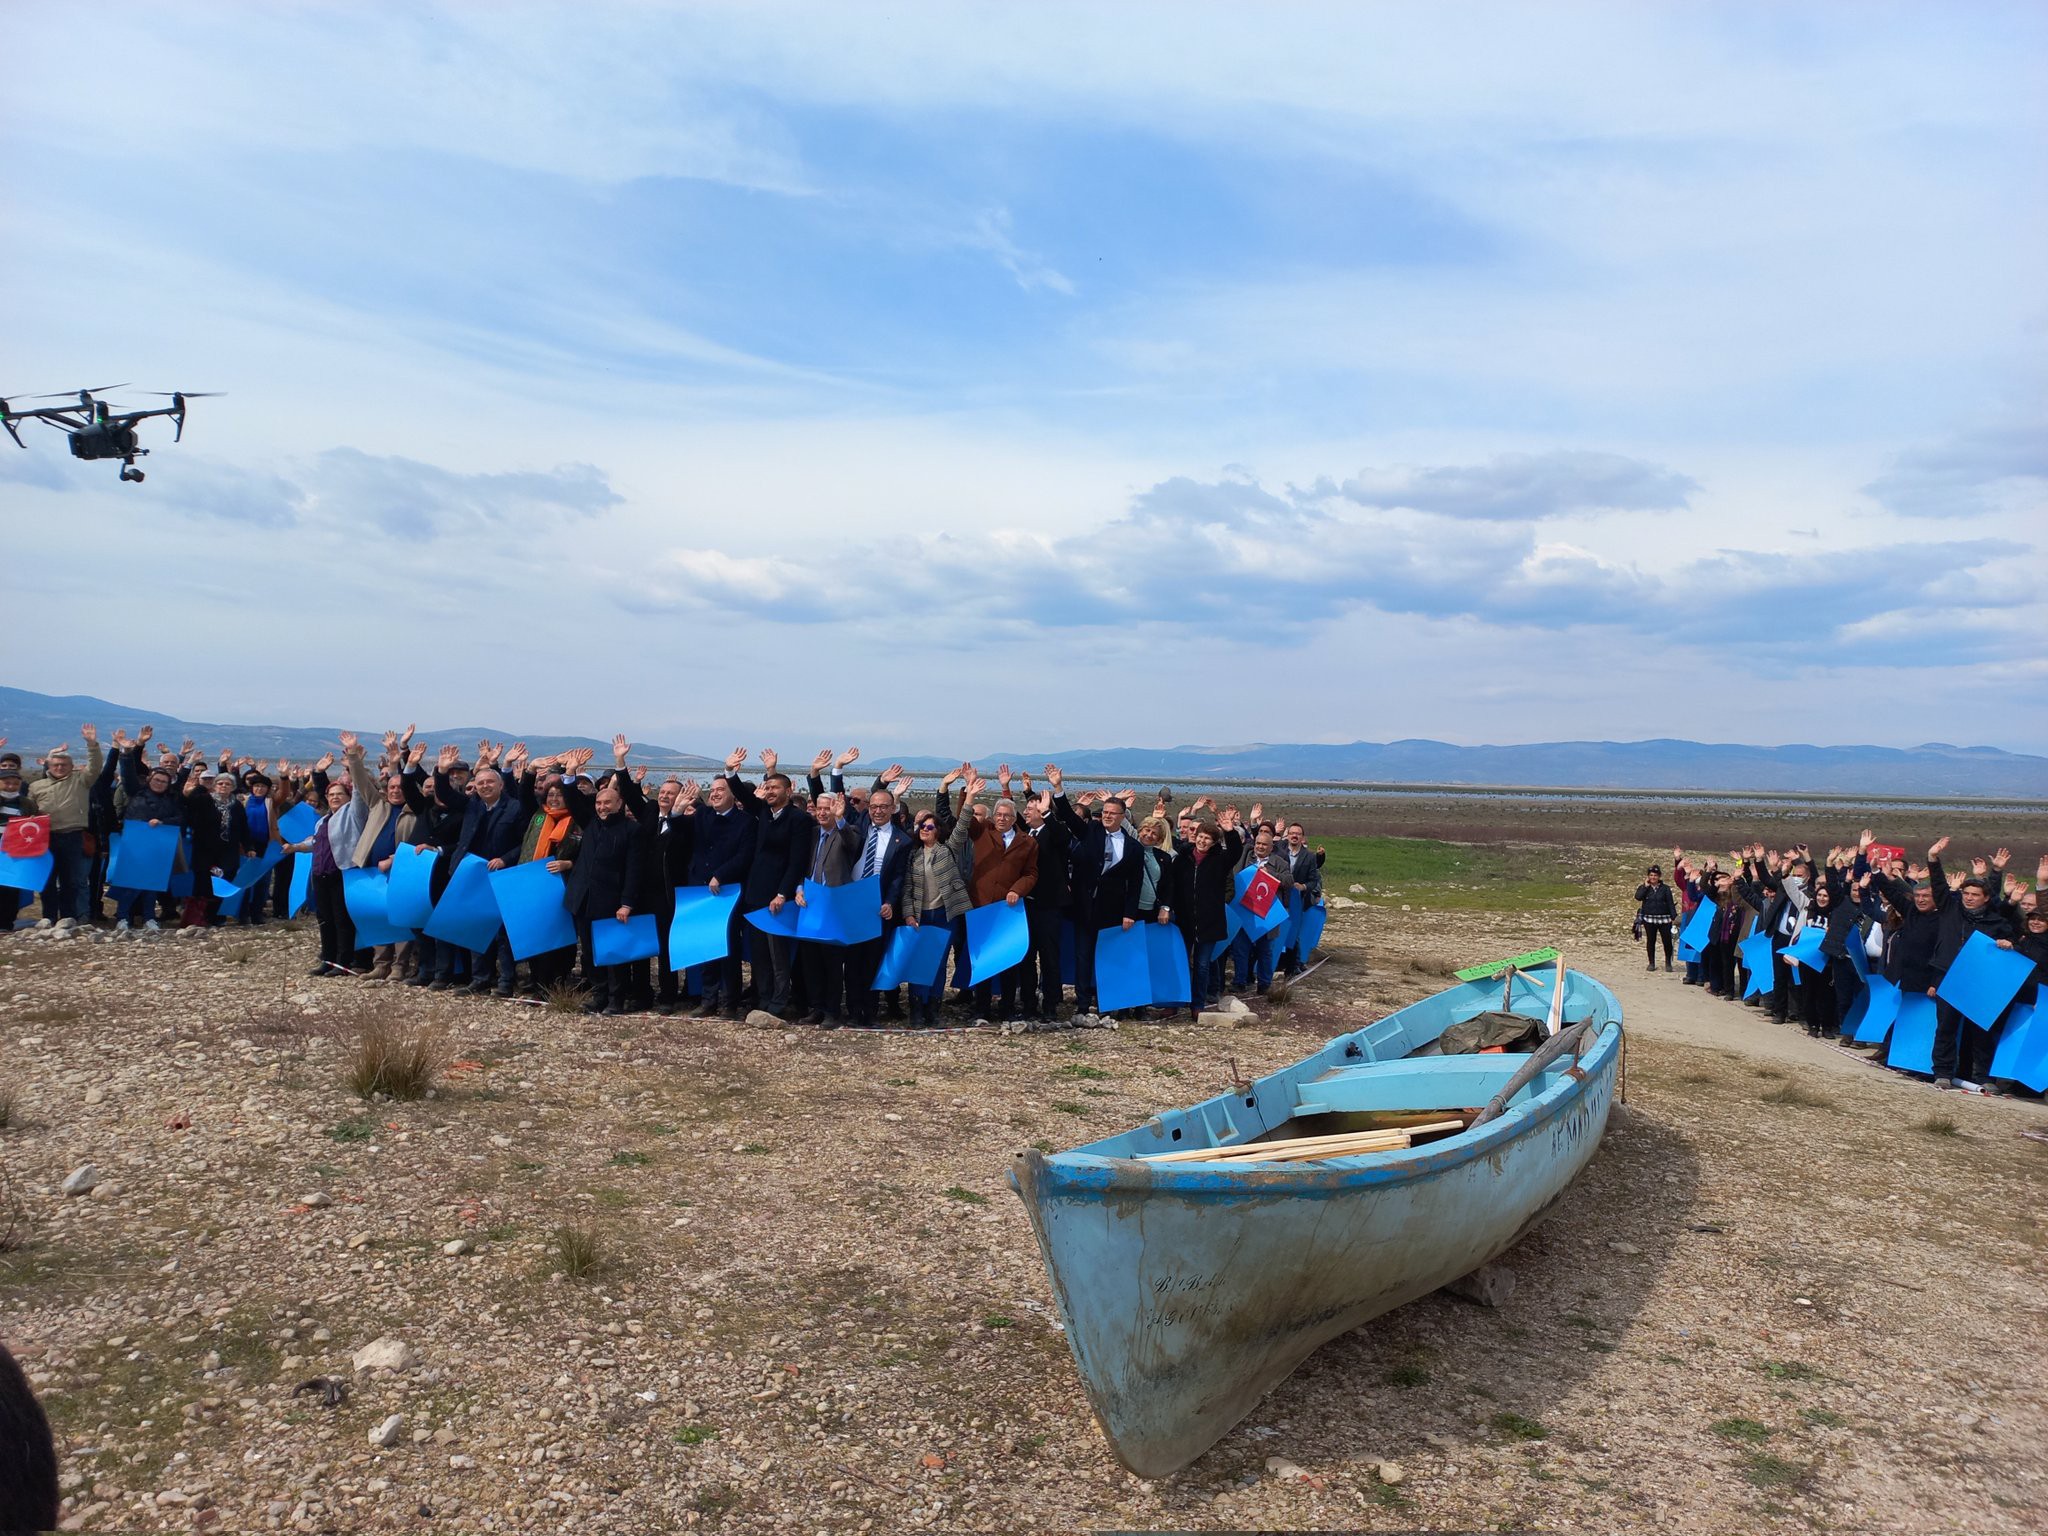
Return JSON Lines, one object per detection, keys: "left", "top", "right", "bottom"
{"left": 1140, "top": 1118, "right": 1465, "bottom": 1164}
{"left": 1542, "top": 953, "right": 1568, "bottom": 1038}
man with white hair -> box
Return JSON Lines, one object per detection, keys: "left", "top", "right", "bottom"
{"left": 794, "top": 785, "right": 865, "bottom": 1027}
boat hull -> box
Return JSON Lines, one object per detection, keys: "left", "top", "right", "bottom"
{"left": 1011, "top": 1006, "right": 1619, "bottom": 1477}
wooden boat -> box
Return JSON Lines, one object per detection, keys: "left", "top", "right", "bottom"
{"left": 1008, "top": 958, "right": 1622, "bottom": 1477}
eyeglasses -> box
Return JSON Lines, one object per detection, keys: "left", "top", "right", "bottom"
{"left": 917, "top": 822, "right": 937, "bottom": 832}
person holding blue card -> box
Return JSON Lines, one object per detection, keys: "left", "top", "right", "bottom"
{"left": 560, "top": 773, "right": 643, "bottom": 1016}
{"left": 1168, "top": 815, "right": 1244, "bottom": 1018}
{"left": 1922, "top": 837, "right": 2016, "bottom": 1088}
{"left": 966, "top": 793, "right": 1039, "bottom": 1022}
{"left": 108, "top": 741, "right": 188, "bottom": 932}
{"left": 898, "top": 776, "right": 979, "bottom": 1028}
{"left": 792, "top": 787, "right": 865, "bottom": 1028}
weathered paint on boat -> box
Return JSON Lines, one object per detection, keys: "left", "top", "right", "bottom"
{"left": 1008, "top": 962, "right": 1621, "bottom": 1477}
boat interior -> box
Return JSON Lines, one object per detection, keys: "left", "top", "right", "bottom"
{"left": 1063, "top": 963, "right": 1610, "bottom": 1165}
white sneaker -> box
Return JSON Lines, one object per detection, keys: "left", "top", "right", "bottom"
{"left": 35, "top": 918, "right": 53, "bottom": 929}
{"left": 115, "top": 919, "right": 130, "bottom": 933}
{"left": 143, "top": 919, "right": 161, "bottom": 933}
{"left": 55, "top": 916, "right": 76, "bottom": 930}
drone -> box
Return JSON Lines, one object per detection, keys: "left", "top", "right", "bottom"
{"left": 0, "top": 384, "right": 221, "bottom": 482}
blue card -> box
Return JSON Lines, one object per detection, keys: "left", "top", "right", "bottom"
{"left": 1781, "top": 923, "right": 1828, "bottom": 972}
{"left": 1094, "top": 923, "right": 1152, "bottom": 1013}
{"left": 744, "top": 901, "right": 801, "bottom": 939}
{"left": 871, "top": 923, "right": 951, "bottom": 991}
{"left": 424, "top": 855, "right": 501, "bottom": 953}
{"left": 489, "top": 860, "right": 576, "bottom": 960}
{"left": 286, "top": 853, "right": 312, "bottom": 917}
{"left": 1232, "top": 867, "right": 1291, "bottom": 940}
{"left": 667, "top": 886, "right": 740, "bottom": 972}
{"left": 1737, "top": 929, "right": 1777, "bottom": 995}
{"left": 1987, "top": 992, "right": 2041, "bottom": 1088}
{"left": 592, "top": 913, "right": 661, "bottom": 966}
{"left": 341, "top": 867, "right": 412, "bottom": 947}
{"left": 1848, "top": 976, "right": 1899, "bottom": 1044}
{"left": 1885, "top": 992, "right": 1938, "bottom": 1076}
{"left": 1295, "top": 903, "right": 1327, "bottom": 959}
{"left": 107, "top": 821, "right": 180, "bottom": 892}
{"left": 796, "top": 876, "right": 883, "bottom": 945}
{"left": 0, "top": 849, "right": 53, "bottom": 894}
{"left": 384, "top": 843, "right": 438, "bottom": 928}
{"left": 1145, "top": 921, "right": 1191, "bottom": 1004}
{"left": 276, "top": 801, "right": 320, "bottom": 847}
{"left": 1677, "top": 898, "right": 1716, "bottom": 959}
{"left": 1845, "top": 930, "right": 1871, "bottom": 980}
{"left": 1935, "top": 929, "right": 2037, "bottom": 1029}
{"left": 965, "top": 901, "right": 1030, "bottom": 980}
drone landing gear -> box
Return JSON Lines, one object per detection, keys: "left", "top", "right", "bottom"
{"left": 120, "top": 466, "right": 146, "bottom": 482}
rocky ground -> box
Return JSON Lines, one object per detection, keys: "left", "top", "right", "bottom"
{"left": 2, "top": 850, "right": 2044, "bottom": 1534}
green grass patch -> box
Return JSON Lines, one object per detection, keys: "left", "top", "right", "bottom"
{"left": 1799, "top": 1407, "right": 1846, "bottom": 1428}
{"left": 672, "top": 1423, "right": 720, "bottom": 1446}
{"left": 1314, "top": 835, "right": 1583, "bottom": 913}
{"left": 1152, "top": 1065, "right": 1183, "bottom": 1078}
{"left": 1050, "top": 1102, "right": 1088, "bottom": 1116}
{"left": 609, "top": 1150, "right": 650, "bottom": 1167}
{"left": 982, "top": 1314, "right": 1014, "bottom": 1329}
{"left": 1383, "top": 1364, "right": 1430, "bottom": 1388}
{"left": 1738, "top": 1451, "right": 1812, "bottom": 1491}
{"left": 1754, "top": 1359, "right": 1822, "bottom": 1382}
{"left": 327, "top": 1115, "right": 374, "bottom": 1143}
{"left": 1055, "top": 1064, "right": 1112, "bottom": 1080}
{"left": 1712, "top": 1417, "right": 1773, "bottom": 1443}
{"left": 738, "top": 1143, "right": 770, "bottom": 1155}
{"left": 1030, "top": 1139, "right": 1055, "bottom": 1152}
{"left": 1491, "top": 1411, "right": 1548, "bottom": 1440}
{"left": 943, "top": 1186, "right": 989, "bottom": 1205}
{"left": 884, "top": 1077, "right": 917, "bottom": 1087}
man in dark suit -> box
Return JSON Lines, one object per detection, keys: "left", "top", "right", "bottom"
{"left": 444, "top": 757, "right": 532, "bottom": 995}
{"left": 684, "top": 770, "right": 755, "bottom": 1018}
{"left": 1019, "top": 790, "right": 1072, "bottom": 1022}
{"left": 844, "top": 785, "right": 912, "bottom": 1026}
{"left": 728, "top": 749, "right": 811, "bottom": 1019}
{"left": 795, "top": 790, "right": 866, "bottom": 1027}
{"left": 1045, "top": 764, "right": 1143, "bottom": 1015}
{"left": 561, "top": 774, "right": 644, "bottom": 1015}
{"left": 1278, "top": 821, "right": 1324, "bottom": 975}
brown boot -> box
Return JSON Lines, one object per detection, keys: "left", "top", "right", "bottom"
{"left": 367, "top": 948, "right": 394, "bottom": 982}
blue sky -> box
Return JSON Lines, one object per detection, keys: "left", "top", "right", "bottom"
{"left": 3, "top": 2, "right": 2044, "bottom": 755}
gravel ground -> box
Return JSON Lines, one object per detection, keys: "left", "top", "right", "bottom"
{"left": 2, "top": 853, "right": 2043, "bottom": 1534}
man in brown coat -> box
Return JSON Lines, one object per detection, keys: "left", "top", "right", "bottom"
{"left": 968, "top": 796, "right": 1038, "bottom": 1018}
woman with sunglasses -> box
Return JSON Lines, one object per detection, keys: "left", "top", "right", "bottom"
{"left": 900, "top": 773, "right": 982, "bottom": 1027}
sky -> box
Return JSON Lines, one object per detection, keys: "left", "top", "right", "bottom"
{"left": 2, "top": 2, "right": 2045, "bottom": 756}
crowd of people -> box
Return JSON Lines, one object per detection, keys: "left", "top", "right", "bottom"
{"left": 0, "top": 725, "right": 1328, "bottom": 1029}
{"left": 1633, "top": 834, "right": 2048, "bottom": 1095}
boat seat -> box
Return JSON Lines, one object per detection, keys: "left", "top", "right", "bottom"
{"left": 1295, "top": 1055, "right": 1554, "bottom": 1115}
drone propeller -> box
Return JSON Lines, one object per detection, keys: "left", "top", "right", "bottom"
{"left": 25, "top": 383, "right": 129, "bottom": 400}
{"left": 140, "top": 391, "right": 226, "bottom": 398}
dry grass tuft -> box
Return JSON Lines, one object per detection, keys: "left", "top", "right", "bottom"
{"left": 0, "top": 1168, "right": 27, "bottom": 1254}
{"left": 1760, "top": 1083, "right": 1833, "bottom": 1109}
{"left": 542, "top": 981, "right": 585, "bottom": 1016}
{"left": 1912, "top": 1113, "right": 1961, "bottom": 1137}
{"left": 344, "top": 1013, "right": 449, "bottom": 1101}
{"left": 552, "top": 1224, "right": 604, "bottom": 1278}
{"left": 0, "top": 1082, "right": 17, "bottom": 1131}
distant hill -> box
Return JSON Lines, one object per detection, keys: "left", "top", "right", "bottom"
{"left": 0, "top": 686, "right": 717, "bottom": 771}
{"left": 4, "top": 687, "right": 2042, "bottom": 795}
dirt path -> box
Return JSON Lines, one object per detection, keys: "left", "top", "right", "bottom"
{"left": 2, "top": 880, "right": 2044, "bottom": 1534}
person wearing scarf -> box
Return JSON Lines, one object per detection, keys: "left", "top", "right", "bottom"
{"left": 520, "top": 783, "right": 582, "bottom": 994}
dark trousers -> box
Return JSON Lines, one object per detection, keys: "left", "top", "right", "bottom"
{"left": 1188, "top": 930, "right": 1215, "bottom": 1012}
{"left": 1644, "top": 923, "right": 1674, "bottom": 967}
{"left": 800, "top": 941, "right": 846, "bottom": 1020}
{"left": 743, "top": 911, "right": 794, "bottom": 1017}
{"left": 717, "top": 909, "right": 746, "bottom": 1012}
{"left": 1932, "top": 998, "right": 1996, "bottom": 1082}
{"left": 1072, "top": 920, "right": 1102, "bottom": 1009}
{"left": 0, "top": 886, "right": 23, "bottom": 933}
{"left": 846, "top": 931, "right": 888, "bottom": 1025}
{"left": 44, "top": 828, "right": 89, "bottom": 922}
{"left": 1769, "top": 944, "right": 1798, "bottom": 1022}
{"left": 1021, "top": 903, "right": 1065, "bottom": 1017}
{"left": 312, "top": 870, "right": 353, "bottom": 966}
{"left": 575, "top": 919, "right": 629, "bottom": 1008}
{"left": 1704, "top": 938, "right": 1737, "bottom": 997}
{"left": 1801, "top": 961, "right": 1841, "bottom": 1034}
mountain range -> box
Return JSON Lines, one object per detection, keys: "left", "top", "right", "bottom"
{"left": 3, "top": 686, "right": 2043, "bottom": 796}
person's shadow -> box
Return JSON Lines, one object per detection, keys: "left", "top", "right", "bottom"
{"left": 1164, "top": 1101, "right": 1702, "bottom": 1483}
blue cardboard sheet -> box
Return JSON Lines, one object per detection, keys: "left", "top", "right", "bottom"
{"left": 1935, "top": 930, "right": 2037, "bottom": 1029}
{"left": 796, "top": 876, "right": 883, "bottom": 945}
{"left": 1677, "top": 898, "right": 1716, "bottom": 962}
{"left": 1781, "top": 923, "right": 1828, "bottom": 973}
{"left": 1232, "top": 867, "right": 1291, "bottom": 940}
{"left": 592, "top": 913, "right": 660, "bottom": 966}
{"left": 276, "top": 801, "right": 320, "bottom": 847}
{"left": 107, "top": 822, "right": 180, "bottom": 893}
{"left": 1988, "top": 992, "right": 2043, "bottom": 1090}
{"left": 1847, "top": 976, "right": 1900, "bottom": 1044}
{"left": 286, "top": 853, "right": 311, "bottom": 917}
{"left": 341, "top": 867, "right": 412, "bottom": 948}
{"left": 1294, "top": 902, "right": 1328, "bottom": 960}
{"left": 1094, "top": 923, "right": 1151, "bottom": 1013}
{"left": 0, "top": 849, "right": 53, "bottom": 894}
{"left": 744, "top": 900, "right": 802, "bottom": 939}
{"left": 384, "top": 843, "right": 438, "bottom": 929}
{"left": 1145, "top": 921, "right": 1192, "bottom": 1004}
{"left": 872, "top": 923, "right": 951, "bottom": 991}
{"left": 1736, "top": 929, "right": 1776, "bottom": 996}
{"left": 1885, "top": 992, "right": 1938, "bottom": 1076}
{"left": 964, "top": 902, "right": 1030, "bottom": 980}
{"left": 489, "top": 860, "right": 576, "bottom": 960}
{"left": 424, "top": 855, "right": 501, "bottom": 953}
{"left": 667, "top": 886, "right": 740, "bottom": 972}
{"left": 1846, "top": 929, "right": 1871, "bottom": 980}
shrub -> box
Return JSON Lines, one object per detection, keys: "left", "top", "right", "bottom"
{"left": 344, "top": 1015, "right": 448, "bottom": 1101}
{"left": 552, "top": 1224, "right": 603, "bottom": 1278}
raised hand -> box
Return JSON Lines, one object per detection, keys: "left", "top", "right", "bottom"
{"left": 964, "top": 775, "right": 987, "bottom": 800}
{"left": 725, "top": 747, "right": 747, "bottom": 773}
{"left": 1928, "top": 835, "right": 1950, "bottom": 860}
{"left": 381, "top": 729, "right": 399, "bottom": 753}
{"left": 180, "top": 737, "right": 196, "bottom": 756}
{"left": 1991, "top": 847, "right": 2011, "bottom": 870}
{"left": 2037, "top": 855, "right": 2048, "bottom": 885}
{"left": 810, "top": 749, "right": 833, "bottom": 775}
{"left": 680, "top": 778, "right": 701, "bottom": 803}
{"left": 997, "top": 763, "right": 1012, "bottom": 788}
{"left": 400, "top": 723, "right": 416, "bottom": 746}
{"left": 437, "top": 743, "right": 460, "bottom": 771}
{"left": 138, "top": 723, "right": 154, "bottom": 745}
{"left": 1043, "top": 763, "right": 1063, "bottom": 791}
{"left": 407, "top": 743, "right": 427, "bottom": 768}
{"left": 314, "top": 752, "right": 336, "bottom": 773}
{"left": 1249, "top": 802, "right": 1264, "bottom": 825}
{"left": 1858, "top": 828, "right": 1874, "bottom": 850}
{"left": 111, "top": 729, "right": 130, "bottom": 749}
{"left": 632, "top": 765, "right": 648, "bottom": 783}
{"left": 882, "top": 761, "right": 903, "bottom": 782}
{"left": 836, "top": 746, "right": 860, "bottom": 770}
{"left": 611, "top": 733, "right": 630, "bottom": 765}
{"left": 79, "top": 722, "right": 98, "bottom": 744}
{"left": 338, "top": 731, "right": 361, "bottom": 753}
{"left": 760, "top": 748, "right": 779, "bottom": 774}
{"left": 1970, "top": 856, "right": 1989, "bottom": 876}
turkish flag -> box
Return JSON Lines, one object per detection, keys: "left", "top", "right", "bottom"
{"left": 3, "top": 814, "right": 51, "bottom": 858}
{"left": 1241, "top": 867, "right": 1281, "bottom": 917}
{"left": 1868, "top": 844, "right": 1905, "bottom": 865}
